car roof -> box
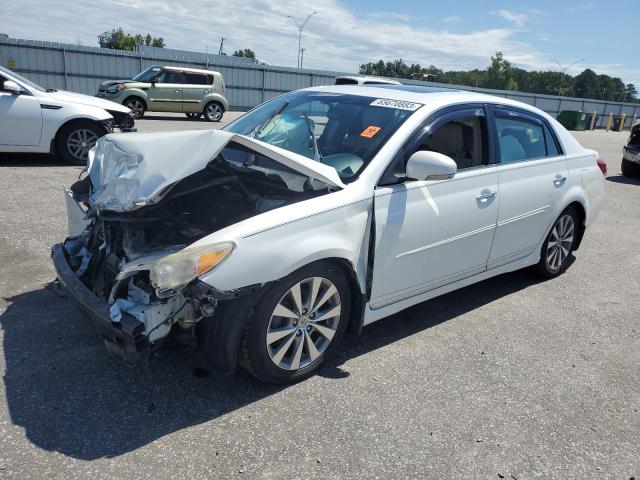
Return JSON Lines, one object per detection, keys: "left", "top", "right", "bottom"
{"left": 301, "top": 84, "right": 550, "bottom": 117}
{"left": 158, "top": 65, "right": 219, "bottom": 75}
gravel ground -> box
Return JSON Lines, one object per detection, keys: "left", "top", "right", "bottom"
{"left": 0, "top": 116, "right": 638, "bottom": 479}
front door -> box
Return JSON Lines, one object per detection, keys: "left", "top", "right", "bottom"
{"left": 147, "top": 69, "right": 183, "bottom": 112}
{"left": 0, "top": 76, "right": 42, "bottom": 146}
{"left": 487, "top": 106, "right": 569, "bottom": 268}
{"left": 370, "top": 106, "right": 500, "bottom": 309}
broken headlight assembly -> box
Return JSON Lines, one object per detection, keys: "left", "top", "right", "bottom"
{"left": 149, "top": 242, "right": 235, "bottom": 297}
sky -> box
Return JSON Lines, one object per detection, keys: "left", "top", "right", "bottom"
{"left": 1, "top": 0, "right": 638, "bottom": 86}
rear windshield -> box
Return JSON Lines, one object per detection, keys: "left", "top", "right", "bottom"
{"left": 224, "top": 91, "right": 420, "bottom": 181}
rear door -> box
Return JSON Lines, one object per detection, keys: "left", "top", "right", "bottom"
{"left": 182, "top": 72, "right": 212, "bottom": 112}
{"left": 0, "top": 75, "right": 42, "bottom": 146}
{"left": 487, "top": 106, "right": 569, "bottom": 268}
{"left": 147, "top": 69, "right": 183, "bottom": 112}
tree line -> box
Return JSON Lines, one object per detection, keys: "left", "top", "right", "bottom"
{"left": 360, "top": 52, "right": 638, "bottom": 103}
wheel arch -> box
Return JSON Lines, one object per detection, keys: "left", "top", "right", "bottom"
{"left": 50, "top": 117, "right": 108, "bottom": 154}
{"left": 122, "top": 94, "right": 147, "bottom": 110}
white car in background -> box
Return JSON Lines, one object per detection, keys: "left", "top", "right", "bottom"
{"left": 0, "top": 66, "right": 135, "bottom": 164}
{"left": 53, "top": 85, "right": 605, "bottom": 383}
{"left": 335, "top": 75, "right": 401, "bottom": 85}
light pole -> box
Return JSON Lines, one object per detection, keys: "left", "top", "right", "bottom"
{"left": 288, "top": 11, "right": 317, "bottom": 68}
{"left": 552, "top": 58, "right": 584, "bottom": 95}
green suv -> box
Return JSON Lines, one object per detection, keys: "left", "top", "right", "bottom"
{"left": 97, "top": 66, "right": 229, "bottom": 121}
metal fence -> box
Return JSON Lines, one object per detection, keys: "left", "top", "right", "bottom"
{"left": 2, "top": 36, "right": 639, "bottom": 128}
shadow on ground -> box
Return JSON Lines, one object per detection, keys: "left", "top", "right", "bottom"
{"left": 1, "top": 268, "right": 539, "bottom": 460}
{"left": 0, "top": 153, "right": 63, "bottom": 167}
{"left": 607, "top": 174, "right": 640, "bottom": 185}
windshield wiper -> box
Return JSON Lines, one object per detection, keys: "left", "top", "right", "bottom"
{"left": 252, "top": 101, "right": 289, "bottom": 138}
{"left": 303, "top": 113, "right": 323, "bottom": 162}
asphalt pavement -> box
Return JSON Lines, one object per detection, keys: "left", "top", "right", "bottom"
{"left": 0, "top": 115, "right": 638, "bottom": 479}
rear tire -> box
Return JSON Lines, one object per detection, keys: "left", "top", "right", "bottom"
{"left": 123, "top": 97, "right": 146, "bottom": 119}
{"left": 621, "top": 159, "right": 640, "bottom": 178}
{"left": 533, "top": 206, "right": 579, "bottom": 278}
{"left": 238, "top": 262, "right": 351, "bottom": 384}
{"left": 55, "top": 121, "right": 105, "bottom": 165}
{"left": 203, "top": 101, "right": 224, "bottom": 122}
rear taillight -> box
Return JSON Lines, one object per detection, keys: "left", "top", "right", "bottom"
{"left": 597, "top": 158, "right": 607, "bottom": 176}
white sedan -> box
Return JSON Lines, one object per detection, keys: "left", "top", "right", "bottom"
{"left": 0, "top": 66, "right": 134, "bottom": 164}
{"left": 52, "top": 85, "right": 605, "bottom": 383}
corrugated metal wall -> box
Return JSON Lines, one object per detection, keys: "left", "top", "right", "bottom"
{"left": 2, "top": 36, "right": 639, "bottom": 127}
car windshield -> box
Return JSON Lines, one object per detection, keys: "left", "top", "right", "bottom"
{"left": 132, "top": 66, "right": 162, "bottom": 82}
{"left": 0, "top": 66, "right": 46, "bottom": 92}
{"left": 224, "top": 91, "right": 420, "bottom": 181}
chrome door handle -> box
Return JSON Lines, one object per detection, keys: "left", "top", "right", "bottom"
{"left": 553, "top": 174, "right": 567, "bottom": 186}
{"left": 476, "top": 191, "right": 497, "bottom": 202}
{"left": 175, "top": 89, "right": 182, "bottom": 93}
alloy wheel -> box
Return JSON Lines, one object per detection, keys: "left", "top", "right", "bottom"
{"left": 546, "top": 214, "right": 574, "bottom": 271}
{"left": 66, "top": 128, "right": 99, "bottom": 161}
{"left": 266, "top": 276, "right": 341, "bottom": 371}
{"left": 126, "top": 99, "right": 144, "bottom": 118}
{"left": 206, "top": 103, "right": 223, "bottom": 121}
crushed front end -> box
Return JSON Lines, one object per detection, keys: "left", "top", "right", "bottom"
{"left": 51, "top": 130, "right": 335, "bottom": 367}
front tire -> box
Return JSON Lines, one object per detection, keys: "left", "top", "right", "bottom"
{"left": 55, "top": 121, "right": 105, "bottom": 165}
{"left": 123, "top": 97, "right": 146, "bottom": 119}
{"left": 533, "top": 206, "right": 579, "bottom": 278}
{"left": 239, "top": 262, "right": 351, "bottom": 384}
{"left": 621, "top": 159, "right": 640, "bottom": 178}
{"left": 203, "top": 101, "right": 224, "bottom": 122}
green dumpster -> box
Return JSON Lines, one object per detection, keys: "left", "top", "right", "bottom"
{"left": 557, "top": 111, "right": 588, "bottom": 131}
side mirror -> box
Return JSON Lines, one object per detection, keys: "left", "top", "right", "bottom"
{"left": 2, "top": 80, "right": 23, "bottom": 95}
{"left": 405, "top": 150, "right": 457, "bottom": 181}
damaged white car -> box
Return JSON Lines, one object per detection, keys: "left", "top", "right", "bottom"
{"left": 52, "top": 86, "right": 604, "bottom": 383}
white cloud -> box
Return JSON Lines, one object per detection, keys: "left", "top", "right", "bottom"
{"left": 493, "top": 9, "right": 527, "bottom": 28}
{"left": 0, "top": 0, "right": 637, "bottom": 86}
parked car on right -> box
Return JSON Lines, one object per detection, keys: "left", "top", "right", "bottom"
{"left": 622, "top": 122, "right": 640, "bottom": 177}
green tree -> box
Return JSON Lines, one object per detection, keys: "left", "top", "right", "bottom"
{"left": 100, "top": 28, "right": 165, "bottom": 51}
{"left": 625, "top": 83, "right": 638, "bottom": 102}
{"left": 232, "top": 48, "right": 256, "bottom": 59}
{"left": 357, "top": 54, "right": 638, "bottom": 103}
{"left": 485, "top": 52, "right": 517, "bottom": 90}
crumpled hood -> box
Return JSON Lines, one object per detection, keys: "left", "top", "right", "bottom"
{"left": 88, "top": 129, "right": 345, "bottom": 212}
{"left": 45, "top": 89, "right": 130, "bottom": 113}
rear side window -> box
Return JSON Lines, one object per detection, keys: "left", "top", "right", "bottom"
{"left": 183, "top": 73, "right": 210, "bottom": 85}
{"left": 495, "top": 109, "right": 562, "bottom": 163}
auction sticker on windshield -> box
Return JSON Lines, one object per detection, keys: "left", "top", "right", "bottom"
{"left": 360, "top": 126, "right": 382, "bottom": 138}
{"left": 370, "top": 98, "right": 423, "bottom": 111}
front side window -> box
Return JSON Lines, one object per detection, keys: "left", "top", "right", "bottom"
{"left": 155, "top": 70, "right": 183, "bottom": 84}
{"left": 132, "top": 67, "right": 162, "bottom": 82}
{"left": 416, "top": 109, "right": 487, "bottom": 170}
{"left": 225, "top": 91, "right": 419, "bottom": 181}
{"left": 495, "top": 110, "right": 552, "bottom": 163}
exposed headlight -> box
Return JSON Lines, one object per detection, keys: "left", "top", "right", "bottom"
{"left": 88, "top": 138, "right": 142, "bottom": 211}
{"left": 106, "top": 83, "right": 126, "bottom": 94}
{"left": 149, "top": 242, "right": 235, "bottom": 296}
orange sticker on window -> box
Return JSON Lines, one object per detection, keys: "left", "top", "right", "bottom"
{"left": 360, "top": 126, "right": 381, "bottom": 138}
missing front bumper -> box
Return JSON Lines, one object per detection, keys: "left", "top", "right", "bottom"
{"left": 51, "top": 243, "right": 150, "bottom": 366}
